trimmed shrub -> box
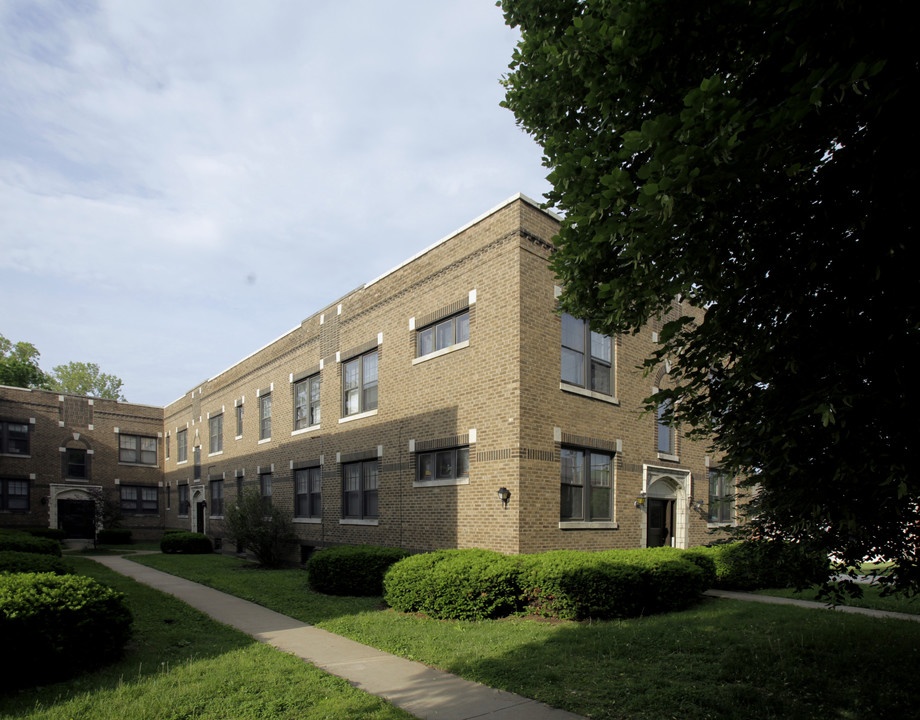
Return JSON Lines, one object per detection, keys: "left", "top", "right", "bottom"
{"left": 162, "top": 528, "right": 186, "bottom": 536}
{"left": 0, "top": 531, "right": 62, "bottom": 557}
{"left": 0, "top": 550, "right": 73, "bottom": 575}
{"left": 307, "top": 545, "right": 409, "bottom": 596}
{"left": 97, "top": 528, "right": 133, "bottom": 545}
{"left": 384, "top": 549, "right": 522, "bottom": 620}
{"left": 25, "top": 528, "right": 67, "bottom": 542}
{"left": 700, "top": 540, "right": 828, "bottom": 590}
{"left": 160, "top": 532, "right": 213, "bottom": 554}
{"left": 0, "top": 572, "right": 132, "bottom": 690}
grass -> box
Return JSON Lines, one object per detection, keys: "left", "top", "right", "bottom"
{"left": 129, "top": 553, "right": 920, "bottom": 720}
{"left": 0, "top": 557, "right": 414, "bottom": 720}
{"left": 756, "top": 582, "right": 920, "bottom": 615}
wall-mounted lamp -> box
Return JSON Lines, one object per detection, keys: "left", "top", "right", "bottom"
{"left": 634, "top": 491, "right": 647, "bottom": 508}
{"left": 497, "top": 487, "right": 511, "bottom": 508}
{"left": 688, "top": 496, "right": 706, "bottom": 517}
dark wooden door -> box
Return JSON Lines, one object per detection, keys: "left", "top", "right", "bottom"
{"left": 196, "top": 501, "right": 206, "bottom": 534}
{"left": 647, "top": 498, "right": 674, "bottom": 547}
{"left": 58, "top": 499, "right": 95, "bottom": 539}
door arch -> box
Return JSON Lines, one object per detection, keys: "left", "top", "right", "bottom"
{"left": 641, "top": 466, "right": 691, "bottom": 548}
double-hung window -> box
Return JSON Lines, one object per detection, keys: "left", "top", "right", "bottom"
{"left": 708, "top": 469, "right": 733, "bottom": 524}
{"left": 657, "top": 400, "right": 675, "bottom": 455}
{"left": 343, "top": 351, "right": 377, "bottom": 416}
{"left": 120, "top": 485, "right": 158, "bottom": 514}
{"left": 0, "top": 478, "right": 29, "bottom": 511}
{"left": 120, "top": 434, "right": 157, "bottom": 465}
{"left": 210, "top": 479, "right": 224, "bottom": 516}
{"left": 417, "top": 447, "right": 470, "bottom": 483}
{"left": 295, "top": 466, "right": 322, "bottom": 518}
{"left": 236, "top": 403, "right": 244, "bottom": 437}
{"left": 294, "top": 375, "right": 321, "bottom": 429}
{"left": 417, "top": 311, "right": 469, "bottom": 357}
{"left": 178, "top": 484, "right": 189, "bottom": 515}
{"left": 560, "top": 447, "right": 613, "bottom": 521}
{"left": 209, "top": 415, "right": 223, "bottom": 454}
{"left": 561, "top": 314, "right": 613, "bottom": 395}
{"left": 177, "top": 429, "right": 188, "bottom": 463}
{"left": 342, "top": 460, "right": 378, "bottom": 519}
{"left": 259, "top": 394, "right": 272, "bottom": 440}
{"left": 65, "top": 448, "right": 87, "bottom": 479}
{"left": 1, "top": 420, "right": 30, "bottom": 455}
{"left": 260, "top": 473, "right": 273, "bottom": 510}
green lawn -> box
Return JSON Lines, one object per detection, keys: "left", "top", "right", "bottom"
{"left": 128, "top": 553, "right": 920, "bottom": 720}
{"left": 756, "top": 582, "right": 920, "bottom": 615}
{"left": 0, "top": 557, "right": 414, "bottom": 720}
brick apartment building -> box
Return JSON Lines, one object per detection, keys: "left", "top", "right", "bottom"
{"left": 1, "top": 194, "right": 733, "bottom": 554}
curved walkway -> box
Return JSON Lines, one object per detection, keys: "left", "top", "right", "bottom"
{"left": 89, "top": 555, "right": 585, "bottom": 720}
{"left": 704, "top": 589, "right": 920, "bottom": 623}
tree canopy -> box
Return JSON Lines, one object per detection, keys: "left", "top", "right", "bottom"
{"left": 0, "top": 334, "right": 47, "bottom": 389}
{"left": 48, "top": 361, "right": 126, "bottom": 401}
{"left": 501, "top": 1, "right": 917, "bottom": 590}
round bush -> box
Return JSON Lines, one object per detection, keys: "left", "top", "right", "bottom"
{"left": 701, "top": 540, "right": 828, "bottom": 590}
{"left": 0, "top": 573, "right": 132, "bottom": 690}
{"left": 0, "top": 531, "right": 62, "bottom": 557}
{"left": 307, "top": 545, "right": 409, "bottom": 596}
{"left": 160, "top": 532, "right": 213, "bottom": 554}
{"left": 0, "top": 550, "right": 73, "bottom": 575}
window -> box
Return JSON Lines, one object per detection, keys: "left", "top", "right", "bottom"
{"left": 294, "top": 375, "right": 321, "bottom": 429}
{"left": 295, "top": 466, "right": 322, "bottom": 518}
{"left": 417, "top": 311, "right": 469, "bottom": 357}
{"left": 236, "top": 404, "right": 244, "bottom": 437}
{"left": 0, "top": 478, "right": 29, "bottom": 511}
{"left": 417, "top": 447, "right": 470, "bottom": 483}
{"left": 560, "top": 448, "right": 613, "bottom": 521}
{"left": 166, "top": 434, "right": 170, "bottom": 460}
{"left": 343, "top": 460, "right": 378, "bottom": 519}
{"left": 65, "top": 448, "right": 87, "bottom": 479}
{"left": 0, "top": 421, "right": 30, "bottom": 455}
{"left": 210, "top": 479, "right": 224, "bottom": 516}
{"left": 343, "top": 351, "right": 378, "bottom": 416}
{"left": 209, "top": 414, "right": 223, "bottom": 453}
{"left": 708, "top": 469, "right": 733, "bottom": 524}
{"left": 657, "top": 401, "right": 675, "bottom": 454}
{"left": 178, "top": 484, "right": 189, "bottom": 515}
{"left": 120, "top": 485, "right": 158, "bottom": 514}
{"left": 120, "top": 434, "right": 157, "bottom": 465}
{"left": 259, "top": 394, "right": 272, "bottom": 440}
{"left": 260, "top": 473, "right": 272, "bottom": 510}
{"left": 561, "top": 313, "right": 613, "bottom": 395}
{"left": 177, "top": 429, "right": 188, "bottom": 463}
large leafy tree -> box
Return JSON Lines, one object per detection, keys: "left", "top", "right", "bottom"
{"left": 501, "top": 1, "right": 917, "bottom": 590}
{"left": 48, "top": 361, "right": 126, "bottom": 401}
{"left": 0, "top": 334, "right": 48, "bottom": 389}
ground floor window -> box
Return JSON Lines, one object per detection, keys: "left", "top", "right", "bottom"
{"left": 0, "top": 478, "right": 29, "bottom": 511}
{"left": 178, "top": 484, "right": 189, "bottom": 516}
{"left": 210, "top": 479, "right": 224, "bottom": 516}
{"left": 295, "top": 466, "right": 322, "bottom": 518}
{"left": 417, "top": 446, "right": 469, "bottom": 483}
{"left": 560, "top": 447, "right": 613, "bottom": 521}
{"left": 708, "top": 469, "right": 733, "bottom": 524}
{"left": 120, "top": 485, "right": 158, "bottom": 514}
{"left": 343, "top": 460, "right": 378, "bottom": 519}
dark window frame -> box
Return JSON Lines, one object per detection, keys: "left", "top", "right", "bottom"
{"left": 342, "top": 459, "right": 378, "bottom": 519}
{"left": 295, "top": 466, "right": 322, "bottom": 518}
{"left": 0, "top": 477, "right": 29, "bottom": 512}
{"left": 561, "top": 313, "right": 614, "bottom": 396}
{"left": 342, "top": 350, "right": 378, "bottom": 417}
{"left": 259, "top": 395, "right": 272, "bottom": 440}
{"left": 294, "top": 375, "right": 321, "bottom": 430}
{"left": 657, "top": 400, "right": 675, "bottom": 454}
{"left": 708, "top": 469, "right": 734, "bottom": 524}
{"left": 120, "top": 484, "right": 159, "bottom": 514}
{"left": 416, "top": 311, "right": 470, "bottom": 357}
{"left": 119, "top": 433, "right": 157, "bottom": 466}
{"left": 416, "top": 446, "right": 470, "bottom": 483}
{"left": 236, "top": 404, "right": 244, "bottom": 437}
{"left": 1, "top": 420, "right": 30, "bottom": 456}
{"left": 178, "top": 484, "right": 189, "bottom": 516}
{"left": 65, "top": 447, "right": 88, "bottom": 479}
{"left": 560, "top": 446, "right": 614, "bottom": 522}
{"left": 260, "top": 472, "right": 273, "bottom": 511}
{"left": 177, "top": 429, "right": 188, "bottom": 463}
{"left": 210, "top": 479, "right": 225, "bottom": 516}
{"left": 209, "top": 414, "right": 223, "bottom": 454}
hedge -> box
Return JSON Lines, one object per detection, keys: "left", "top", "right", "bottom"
{"left": 160, "top": 532, "right": 213, "bottom": 554}
{"left": 697, "top": 540, "right": 828, "bottom": 590}
{"left": 0, "top": 550, "right": 74, "bottom": 575}
{"left": 307, "top": 545, "right": 409, "bottom": 596}
{"left": 26, "top": 528, "right": 67, "bottom": 542}
{"left": 0, "top": 531, "right": 63, "bottom": 557}
{"left": 97, "top": 528, "right": 133, "bottom": 545}
{"left": 0, "top": 572, "right": 132, "bottom": 690}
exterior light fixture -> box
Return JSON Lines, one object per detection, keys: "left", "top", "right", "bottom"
{"left": 634, "top": 491, "right": 647, "bottom": 508}
{"left": 497, "top": 487, "right": 511, "bottom": 508}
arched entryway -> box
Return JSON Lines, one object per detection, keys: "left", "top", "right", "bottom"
{"left": 49, "top": 484, "right": 102, "bottom": 539}
{"left": 641, "top": 466, "right": 691, "bottom": 548}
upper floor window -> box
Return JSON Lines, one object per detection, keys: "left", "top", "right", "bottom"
{"left": 210, "top": 479, "right": 225, "bottom": 516}
{"left": 119, "top": 434, "right": 157, "bottom": 465}
{"left": 417, "top": 311, "right": 469, "bottom": 357}
{"left": 295, "top": 466, "right": 322, "bottom": 518}
{"left": 0, "top": 478, "right": 29, "bottom": 511}
{"left": 236, "top": 404, "right": 244, "bottom": 437}
{"left": 120, "top": 485, "right": 158, "bottom": 514}
{"left": 0, "top": 420, "right": 29, "bottom": 456}
{"left": 561, "top": 314, "right": 613, "bottom": 395}
{"left": 708, "top": 469, "right": 733, "bottom": 524}
{"left": 65, "top": 448, "right": 87, "bottom": 479}
{"left": 560, "top": 447, "right": 613, "bottom": 521}
{"left": 259, "top": 394, "right": 272, "bottom": 440}
{"left": 343, "top": 459, "right": 378, "bottom": 519}
{"left": 294, "top": 375, "right": 321, "bottom": 429}
{"left": 209, "top": 414, "right": 223, "bottom": 454}
{"left": 657, "top": 400, "right": 675, "bottom": 455}
{"left": 165, "top": 434, "right": 170, "bottom": 460}
{"left": 343, "top": 351, "right": 377, "bottom": 416}
{"left": 177, "top": 429, "right": 188, "bottom": 463}
{"left": 417, "top": 447, "right": 470, "bottom": 483}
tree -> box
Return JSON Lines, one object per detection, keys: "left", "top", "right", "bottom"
{"left": 222, "top": 488, "right": 297, "bottom": 567}
{"left": 0, "top": 334, "right": 48, "bottom": 389}
{"left": 48, "top": 361, "right": 126, "bottom": 401}
{"left": 501, "top": 1, "right": 918, "bottom": 591}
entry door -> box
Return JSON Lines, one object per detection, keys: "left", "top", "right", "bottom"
{"left": 647, "top": 498, "right": 675, "bottom": 547}
{"left": 58, "top": 499, "right": 95, "bottom": 539}
{"left": 196, "top": 501, "right": 206, "bottom": 534}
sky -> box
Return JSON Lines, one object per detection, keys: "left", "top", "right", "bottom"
{"left": 0, "top": 0, "right": 552, "bottom": 407}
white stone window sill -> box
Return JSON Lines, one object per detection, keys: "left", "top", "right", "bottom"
{"left": 657, "top": 452, "right": 680, "bottom": 462}
{"left": 118, "top": 462, "right": 159, "bottom": 469}
{"left": 209, "top": 515, "right": 225, "bottom": 520}
{"left": 413, "top": 478, "right": 471, "bottom": 488}
{"left": 208, "top": 450, "right": 223, "bottom": 457}
{"left": 339, "top": 518, "right": 379, "bottom": 526}
{"left": 412, "top": 340, "right": 469, "bottom": 366}
{"left": 294, "top": 517, "right": 322, "bottom": 524}
{"left": 560, "top": 383, "right": 619, "bottom": 405}
{"left": 177, "top": 460, "right": 188, "bottom": 465}
{"left": 235, "top": 435, "right": 243, "bottom": 440}
{"left": 559, "top": 521, "right": 619, "bottom": 530}
{"left": 0, "top": 453, "right": 30, "bottom": 459}
{"left": 291, "top": 424, "right": 321, "bottom": 437}
{"left": 339, "top": 408, "right": 378, "bottom": 424}
{"left": 707, "top": 522, "right": 734, "bottom": 529}
{"left": 258, "top": 437, "right": 272, "bottom": 444}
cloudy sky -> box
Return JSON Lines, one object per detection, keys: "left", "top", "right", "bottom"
{"left": 0, "top": 0, "right": 551, "bottom": 406}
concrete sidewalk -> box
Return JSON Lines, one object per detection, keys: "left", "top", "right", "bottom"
{"left": 89, "top": 555, "right": 585, "bottom": 720}
{"left": 704, "top": 588, "right": 920, "bottom": 622}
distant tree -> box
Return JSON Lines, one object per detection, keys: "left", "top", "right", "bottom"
{"left": 501, "top": 1, "right": 918, "bottom": 591}
{"left": 0, "top": 334, "right": 48, "bottom": 389}
{"left": 49, "top": 361, "right": 126, "bottom": 401}
{"left": 222, "top": 488, "right": 296, "bottom": 568}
